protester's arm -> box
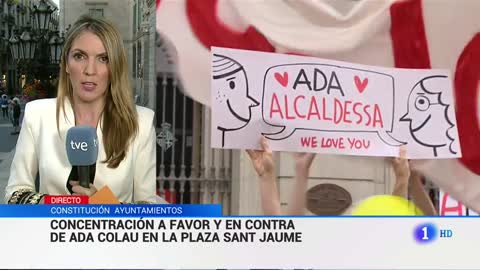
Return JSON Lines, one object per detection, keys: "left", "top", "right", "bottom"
{"left": 287, "top": 152, "right": 315, "bottom": 215}
{"left": 247, "top": 137, "right": 281, "bottom": 215}
{"left": 410, "top": 171, "right": 437, "bottom": 216}
{"left": 391, "top": 146, "right": 410, "bottom": 199}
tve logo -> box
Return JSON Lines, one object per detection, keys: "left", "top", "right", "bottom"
{"left": 70, "top": 140, "right": 88, "bottom": 151}
{"left": 66, "top": 126, "right": 98, "bottom": 166}
{"left": 413, "top": 223, "right": 438, "bottom": 244}
{"left": 69, "top": 138, "right": 97, "bottom": 151}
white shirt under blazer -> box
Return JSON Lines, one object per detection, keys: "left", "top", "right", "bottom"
{"left": 4, "top": 98, "right": 157, "bottom": 203}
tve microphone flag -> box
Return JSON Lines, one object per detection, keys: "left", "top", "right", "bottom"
{"left": 66, "top": 126, "right": 98, "bottom": 188}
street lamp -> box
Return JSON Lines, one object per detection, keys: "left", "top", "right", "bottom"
{"left": 8, "top": 31, "right": 20, "bottom": 62}
{"left": 19, "top": 26, "right": 36, "bottom": 61}
{"left": 48, "top": 31, "right": 63, "bottom": 64}
{"left": 32, "top": 0, "right": 54, "bottom": 32}
{"left": 0, "top": 37, "right": 8, "bottom": 55}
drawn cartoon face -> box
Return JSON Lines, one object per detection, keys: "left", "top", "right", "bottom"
{"left": 400, "top": 76, "right": 454, "bottom": 154}
{"left": 212, "top": 54, "right": 259, "bottom": 131}
{"left": 401, "top": 90, "right": 444, "bottom": 131}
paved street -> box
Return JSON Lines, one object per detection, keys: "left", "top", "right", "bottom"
{"left": 0, "top": 102, "right": 25, "bottom": 204}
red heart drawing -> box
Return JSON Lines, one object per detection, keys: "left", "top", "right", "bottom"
{"left": 354, "top": 76, "right": 368, "bottom": 93}
{"left": 274, "top": 72, "right": 289, "bottom": 87}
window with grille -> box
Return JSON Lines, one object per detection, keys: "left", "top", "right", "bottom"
{"left": 89, "top": 8, "right": 104, "bottom": 18}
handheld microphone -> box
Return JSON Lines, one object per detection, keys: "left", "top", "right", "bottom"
{"left": 66, "top": 126, "right": 98, "bottom": 188}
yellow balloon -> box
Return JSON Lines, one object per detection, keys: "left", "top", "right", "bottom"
{"left": 352, "top": 195, "right": 424, "bottom": 216}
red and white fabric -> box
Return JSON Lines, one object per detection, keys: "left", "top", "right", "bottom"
{"left": 156, "top": 0, "right": 480, "bottom": 212}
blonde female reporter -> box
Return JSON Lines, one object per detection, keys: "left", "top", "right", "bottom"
{"left": 5, "top": 15, "right": 156, "bottom": 204}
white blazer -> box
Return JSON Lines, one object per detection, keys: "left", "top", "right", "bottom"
{"left": 4, "top": 98, "right": 157, "bottom": 203}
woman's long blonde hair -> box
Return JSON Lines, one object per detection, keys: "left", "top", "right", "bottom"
{"left": 56, "top": 15, "right": 138, "bottom": 168}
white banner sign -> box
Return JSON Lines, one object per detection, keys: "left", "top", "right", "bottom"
{"left": 210, "top": 47, "right": 461, "bottom": 159}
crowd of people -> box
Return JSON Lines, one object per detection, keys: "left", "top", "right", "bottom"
{"left": 247, "top": 136, "right": 438, "bottom": 216}
{"left": 0, "top": 94, "right": 22, "bottom": 135}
